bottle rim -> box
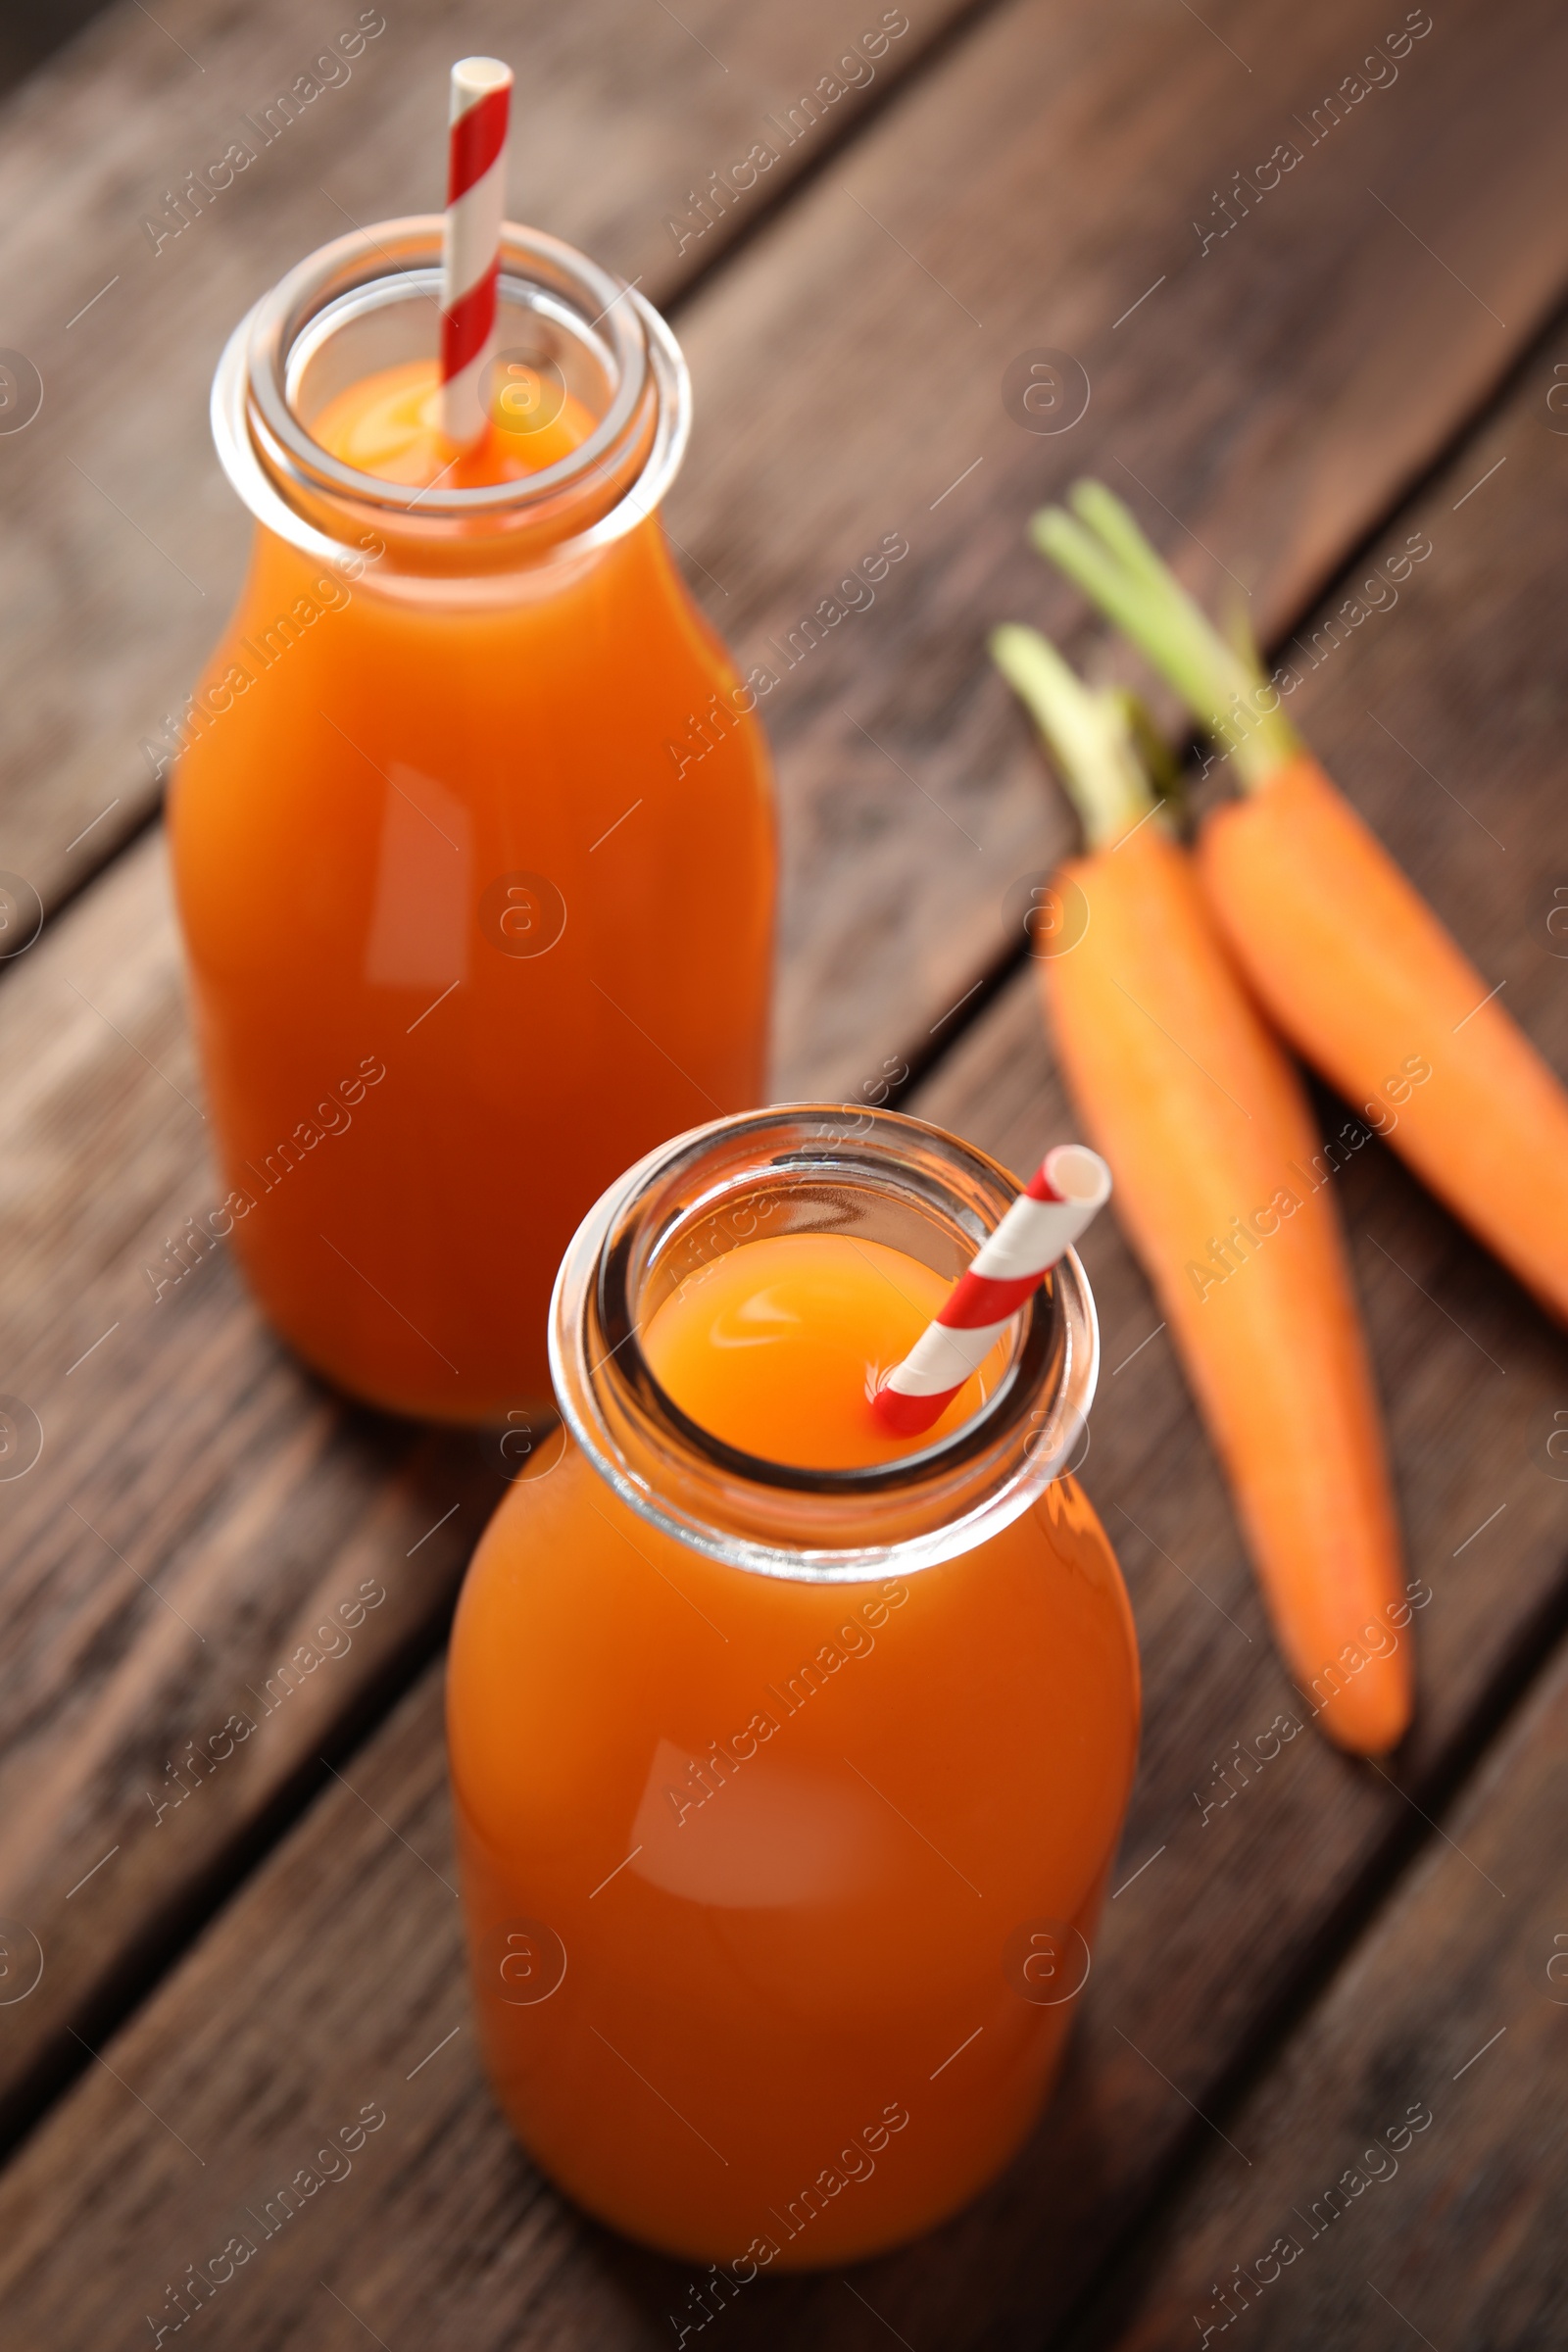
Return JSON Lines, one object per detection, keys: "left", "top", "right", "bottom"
{"left": 210, "top": 216, "right": 691, "bottom": 574}
{"left": 549, "top": 1105, "right": 1102, "bottom": 1583}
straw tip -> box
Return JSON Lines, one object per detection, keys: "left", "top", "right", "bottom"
{"left": 451, "top": 55, "right": 514, "bottom": 97}
{"left": 1040, "top": 1144, "right": 1112, "bottom": 1209}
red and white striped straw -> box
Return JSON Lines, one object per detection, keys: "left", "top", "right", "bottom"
{"left": 439, "top": 57, "right": 514, "bottom": 449}
{"left": 872, "top": 1145, "right": 1112, "bottom": 1438}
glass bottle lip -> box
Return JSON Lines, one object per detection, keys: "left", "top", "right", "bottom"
{"left": 210, "top": 216, "right": 691, "bottom": 578}
{"left": 549, "top": 1106, "right": 1102, "bottom": 1584}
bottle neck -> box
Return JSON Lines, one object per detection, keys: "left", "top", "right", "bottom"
{"left": 212, "top": 217, "right": 690, "bottom": 594}
{"left": 550, "top": 1108, "right": 1101, "bottom": 1585}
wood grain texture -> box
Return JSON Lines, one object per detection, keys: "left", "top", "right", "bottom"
{"left": 0, "top": 0, "right": 965, "bottom": 913}
{"left": 4, "top": 0, "right": 1565, "bottom": 2139}
{"left": 664, "top": 0, "right": 1568, "bottom": 1092}
{"left": 0, "top": 0, "right": 109, "bottom": 99}
{"left": 1, "top": 363, "right": 1565, "bottom": 2342}
{"left": 0, "top": 832, "right": 505, "bottom": 2132}
{"left": 5, "top": 0, "right": 1568, "bottom": 1100}
{"left": 0, "top": 0, "right": 976, "bottom": 2130}
{"left": 1069, "top": 1631, "right": 1568, "bottom": 2352}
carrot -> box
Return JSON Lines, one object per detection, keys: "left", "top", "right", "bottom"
{"left": 991, "top": 625, "right": 1411, "bottom": 1752}
{"left": 1032, "top": 482, "right": 1568, "bottom": 1326}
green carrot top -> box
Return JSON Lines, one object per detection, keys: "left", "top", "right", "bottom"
{"left": 990, "top": 621, "right": 1174, "bottom": 854}
{"left": 1030, "top": 480, "right": 1301, "bottom": 791}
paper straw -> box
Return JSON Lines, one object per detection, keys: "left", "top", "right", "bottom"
{"left": 439, "top": 56, "right": 514, "bottom": 449}
{"left": 872, "top": 1145, "right": 1112, "bottom": 1437}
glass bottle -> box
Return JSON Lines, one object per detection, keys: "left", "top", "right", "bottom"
{"left": 169, "top": 220, "right": 774, "bottom": 1423}
{"left": 448, "top": 1105, "right": 1140, "bottom": 2266}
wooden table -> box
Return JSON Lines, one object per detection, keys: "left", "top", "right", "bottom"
{"left": 1, "top": 2, "right": 1565, "bottom": 2343}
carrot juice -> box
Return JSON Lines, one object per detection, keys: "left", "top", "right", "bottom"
{"left": 169, "top": 220, "right": 773, "bottom": 1424}
{"left": 448, "top": 1107, "right": 1140, "bottom": 2267}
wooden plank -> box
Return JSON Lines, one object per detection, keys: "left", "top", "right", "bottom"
{"left": 665, "top": 0, "right": 1568, "bottom": 1091}
{"left": 0, "top": 2, "right": 109, "bottom": 98}
{"left": 7, "top": 0, "right": 1568, "bottom": 1068}
{"left": 0, "top": 0, "right": 1529, "bottom": 2134}
{"left": 0, "top": 833, "right": 506, "bottom": 2137}
{"left": 0, "top": 0, "right": 965, "bottom": 910}
{"left": 1, "top": 356, "right": 1566, "bottom": 2340}
{"left": 1067, "top": 1631, "right": 1568, "bottom": 2352}
{"left": 0, "top": 0, "right": 1565, "bottom": 2163}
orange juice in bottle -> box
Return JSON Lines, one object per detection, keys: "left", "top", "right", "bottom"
{"left": 448, "top": 1106, "right": 1140, "bottom": 2266}
{"left": 169, "top": 221, "right": 774, "bottom": 1423}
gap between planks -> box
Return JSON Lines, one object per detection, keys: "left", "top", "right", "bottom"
{"left": 0, "top": 0, "right": 1022, "bottom": 947}
{"left": 6, "top": 257, "right": 1568, "bottom": 2192}
{"left": 3, "top": 0, "right": 1568, "bottom": 2238}
{"left": 1047, "top": 1538, "right": 1568, "bottom": 2351}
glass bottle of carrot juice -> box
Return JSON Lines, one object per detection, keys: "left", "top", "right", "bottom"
{"left": 169, "top": 220, "right": 774, "bottom": 1424}
{"left": 447, "top": 1105, "right": 1140, "bottom": 2267}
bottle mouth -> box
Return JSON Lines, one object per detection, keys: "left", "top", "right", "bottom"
{"left": 550, "top": 1107, "right": 1102, "bottom": 1582}
{"left": 212, "top": 216, "right": 690, "bottom": 577}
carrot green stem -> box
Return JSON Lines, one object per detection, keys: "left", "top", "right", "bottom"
{"left": 1113, "top": 687, "right": 1183, "bottom": 808}
{"left": 1029, "top": 481, "right": 1301, "bottom": 792}
{"left": 990, "top": 623, "right": 1163, "bottom": 854}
